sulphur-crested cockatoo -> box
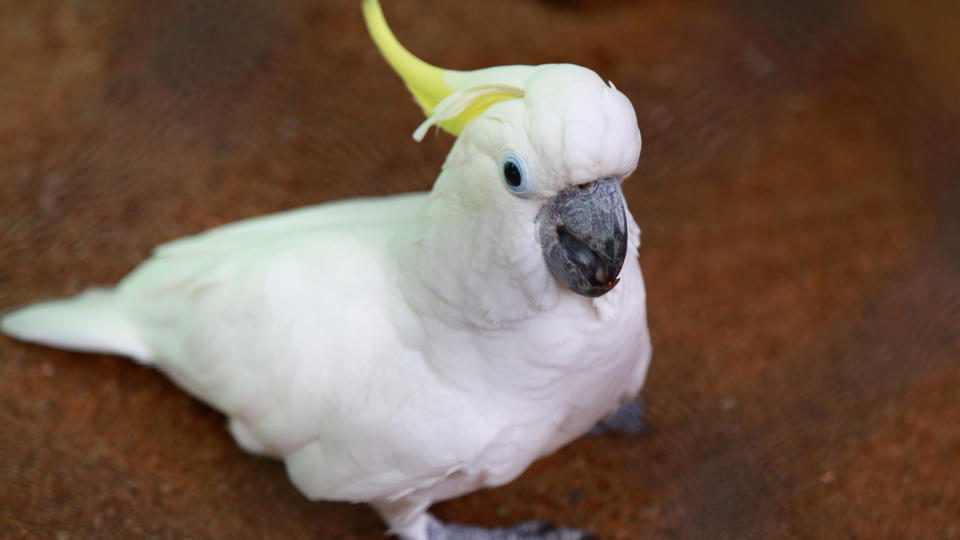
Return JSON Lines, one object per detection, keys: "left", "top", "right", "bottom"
{"left": 1, "top": 1, "right": 651, "bottom": 538}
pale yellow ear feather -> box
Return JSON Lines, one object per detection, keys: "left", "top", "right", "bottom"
{"left": 362, "top": 0, "right": 525, "bottom": 139}
{"left": 413, "top": 85, "right": 524, "bottom": 142}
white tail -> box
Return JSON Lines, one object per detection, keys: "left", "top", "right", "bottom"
{"left": 1, "top": 288, "right": 152, "bottom": 363}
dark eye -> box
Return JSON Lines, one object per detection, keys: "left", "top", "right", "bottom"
{"left": 500, "top": 154, "right": 533, "bottom": 197}
{"left": 503, "top": 160, "right": 522, "bottom": 187}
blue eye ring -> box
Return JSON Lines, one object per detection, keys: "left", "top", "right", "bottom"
{"left": 500, "top": 153, "right": 533, "bottom": 198}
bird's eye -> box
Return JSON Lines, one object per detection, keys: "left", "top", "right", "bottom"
{"left": 501, "top": 154, "right": 533, "bottom": 198}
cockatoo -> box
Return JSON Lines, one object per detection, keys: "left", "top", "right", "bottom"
{"left": 1, "top": 1, "right": 651, "bottom": 538}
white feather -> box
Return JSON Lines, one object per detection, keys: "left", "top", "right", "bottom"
{"left": 2, "top": 288, "right": 152, "bottom": 362}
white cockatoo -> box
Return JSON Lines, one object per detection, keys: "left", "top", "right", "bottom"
{"left": 1, "top": 1, "right": 652, "bottom": 538}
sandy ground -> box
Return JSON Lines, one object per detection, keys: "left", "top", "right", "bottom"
{"left": 1, "top": 1, "right": 958, "bottom": 538}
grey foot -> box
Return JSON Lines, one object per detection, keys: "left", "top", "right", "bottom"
{"left": 588, "top": 397, "right": 646, "bottom": 436}
{"left": 427, "top": 519, "right": 593, "bottom": 540}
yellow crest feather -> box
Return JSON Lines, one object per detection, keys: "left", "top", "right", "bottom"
{"left": 362, "top": 0, "right": 526, "bottom": 139}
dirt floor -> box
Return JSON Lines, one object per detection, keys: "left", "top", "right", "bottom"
{"left": 1, "top": 1, "right": 959, "bottom": 538}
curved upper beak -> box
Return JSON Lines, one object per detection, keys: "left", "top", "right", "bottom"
{"left": 537, "top": 177, "right": 628, "bottom": 297}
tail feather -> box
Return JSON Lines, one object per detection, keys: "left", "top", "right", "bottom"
{"left": 1, "top": 288, "right": 152, "bottom": 363}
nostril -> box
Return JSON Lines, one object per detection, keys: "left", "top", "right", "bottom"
{"left": 575, "top": 181, "right": 596, "bottom": 193}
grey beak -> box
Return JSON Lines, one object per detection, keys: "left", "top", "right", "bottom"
{"left": 537, "top": 177, "right": 628, "bottom": 297}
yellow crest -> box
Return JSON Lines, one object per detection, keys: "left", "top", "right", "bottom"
{"left": 362, "top": 0, "right": 533, "bottom": 140}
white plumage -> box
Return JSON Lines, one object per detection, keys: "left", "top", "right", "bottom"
{"left": 1, "top": 2, "right": 651, "bottom": 539}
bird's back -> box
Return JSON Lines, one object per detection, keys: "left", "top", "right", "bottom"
{"left": 113, "top": 192, "right": 426, "bottom": 406}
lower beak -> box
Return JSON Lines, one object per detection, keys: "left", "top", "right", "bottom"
{"left": 537, "top": 177, "right": 628, "bottom": 297}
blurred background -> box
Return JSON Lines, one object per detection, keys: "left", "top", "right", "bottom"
{"left": 1, "top": 1, "right": 958, "bottom": 538}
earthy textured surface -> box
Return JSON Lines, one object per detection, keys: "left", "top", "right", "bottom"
{"left": 2, "top": 1, "right": 959, "bottom": 538}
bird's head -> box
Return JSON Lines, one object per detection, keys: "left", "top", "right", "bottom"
{"left": 363, "top": 0, "right": 642, "bottom": 299}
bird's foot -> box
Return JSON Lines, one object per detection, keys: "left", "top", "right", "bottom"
{"left": 427, "top": 519, "right": 593, "bottom": 540}
{"left": 588, "top": 397, "right": 646, "bottom": 436}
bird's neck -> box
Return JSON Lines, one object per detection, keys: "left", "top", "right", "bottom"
{"left": 392, "top": 194, "right": 560, "bottom": 330}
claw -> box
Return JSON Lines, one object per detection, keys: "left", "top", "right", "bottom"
{"left": 588, "top": 397, "right": 646, "bottom": 436}
{"left": 427, "top": 519, "right": 593, "bottom": 540}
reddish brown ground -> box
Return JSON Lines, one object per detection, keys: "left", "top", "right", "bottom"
{"left": 1, "top": 1, "right": 958, "bottom": 538}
